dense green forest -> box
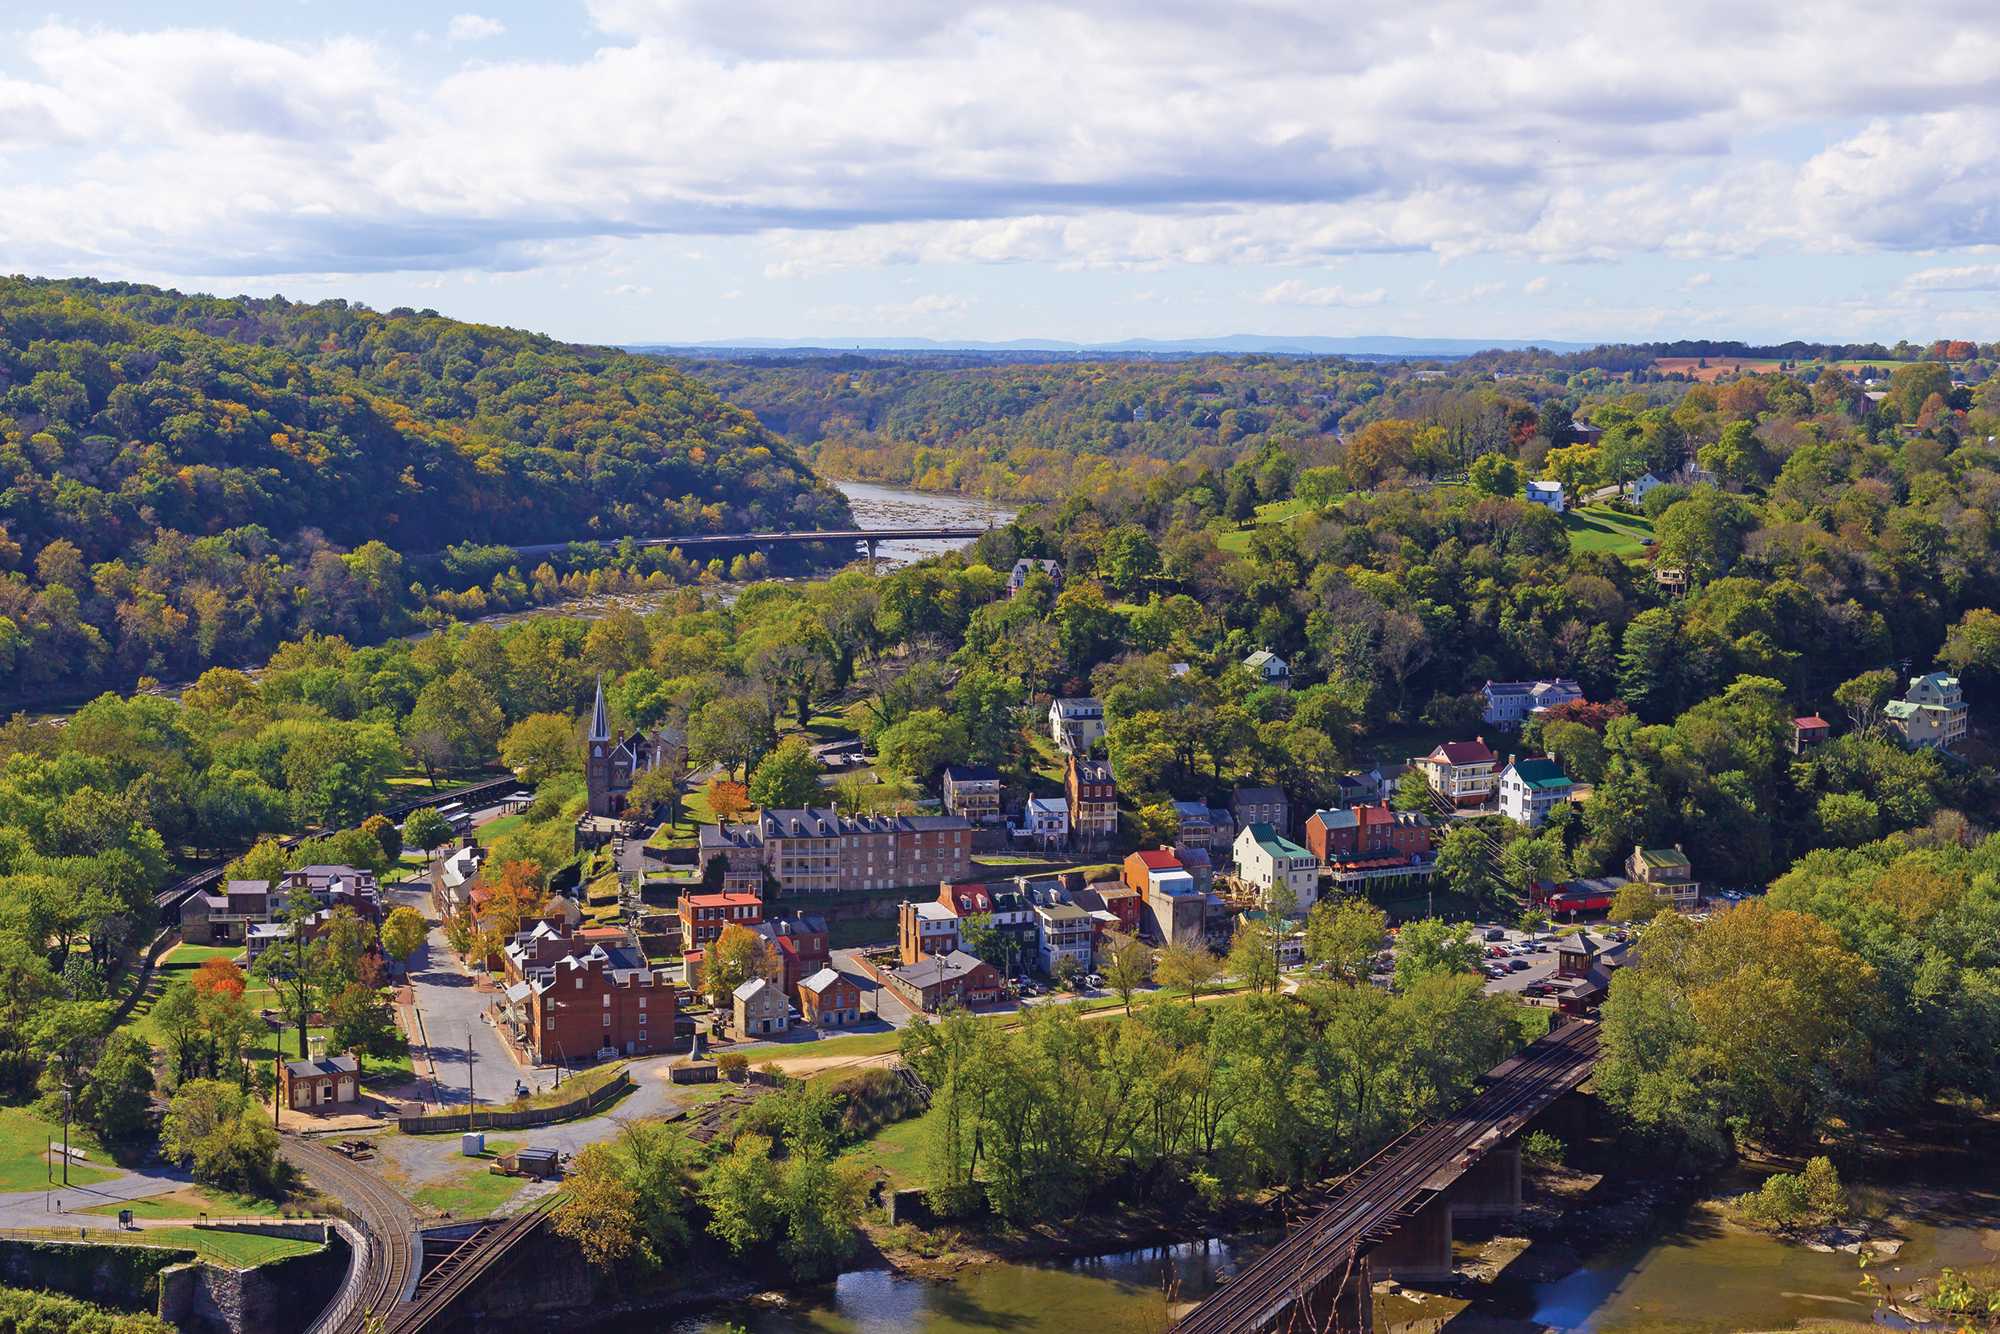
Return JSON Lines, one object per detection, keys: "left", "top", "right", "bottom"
{"left": 673, "top": 340, "right": 2000, "bottom": 505}
{"left": 0, "top": 277, "right": 849, "bottom": 702}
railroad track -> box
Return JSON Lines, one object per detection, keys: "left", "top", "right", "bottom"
{"left": 382, "top": 1200, "right": 556, "bottom": 1334}
{"left": 1173, "top": 1021, "right": 1599, "bottom": 1333}
{"left": 283, "top": 1139, "right": 420, "bottom": 1333}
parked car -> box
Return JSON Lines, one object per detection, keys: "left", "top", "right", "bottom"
{"left": 1508, "top": 958, "right": 1531, "bottom": 972}
{"left": 1483, "top": 928, "right": 1506, "bottom": 942}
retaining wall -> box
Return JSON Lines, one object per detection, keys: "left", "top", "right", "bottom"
{"left": 396, "top": 1068, "right": 633, "bottom": 1134}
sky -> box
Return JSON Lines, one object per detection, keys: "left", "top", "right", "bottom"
{"left": 7, "top": 1, "right": 2000, "bottom": 348}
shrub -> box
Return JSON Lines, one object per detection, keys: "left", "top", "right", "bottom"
{"left": 0, "top": 1284, "right": 174, "bottom": 1334}
{"left": 716, "top": 1052, "right": 750, "bottom": 1082}
{"left": 1734, "top": 1156, "right": 1845, "bottom": 1233}
{"left": 1523, "top": 1130, "right": 1565, "bottom": 1167}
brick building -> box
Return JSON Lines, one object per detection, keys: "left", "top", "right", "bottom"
{"left": 1066, "top": 755, "right": 1118, "bottom": 849}
{"left": 697, "top": 808, "right": 973, "bottom": 894}
{"left": 679, "top": 892, "right": 764, "bottom": 949}
{"left": 584, "top": 677, "right": 686, "bottom": 819}
{"left": 800, "top": 968, "right": 862, "bottom": 1027}
{"left": 1305, "top": 803, "right": 1436, "bottom": 890}
{"left": 756, "top": 913, "right": 831, "bottom": 1001}
{"left": 899, "top": 900, "right": 961, "bottom": 964}
{"left": 516, "top": 942, "right": 676, "bottom": 1064}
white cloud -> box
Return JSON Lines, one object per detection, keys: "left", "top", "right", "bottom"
{"left": 1683, "top": 271, "right": 1714, "bottom": 290}
{"left": 447, "top": 14, "right": 507, "bottom": 42}
{"left": 6, "top": 4, "right": 2000, "bottom": 289}
{"left": 1902, "top": 263, "right": 2000, "bottom": 293}
{"left": 1523, "top": 275, "right": 1550, "bottom": 295}
{"left": 1258, "top": 279, "right": 1388, "bottom": 308}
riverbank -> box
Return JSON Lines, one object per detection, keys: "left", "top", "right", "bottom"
{"left": 1390, "top": 1097, "right": 2000, "bottom": 1334}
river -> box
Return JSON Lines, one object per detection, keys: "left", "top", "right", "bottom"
{"left": 651, "top": 1238, "right": 1243, "bottom": 1334}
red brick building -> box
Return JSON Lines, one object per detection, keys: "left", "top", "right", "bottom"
{"left": 886, "top": 949, "right": 1003, "bottom": 1013}
{"left": 1122, "top": 849, "right": 1182, "bottom": 895}
{"left": 756, "top": 913, "right": 830, "bottom": 1001}
{"left": 679, "top": 891, "right": 764, "bottom": 949}
{"left": 1073, "top": 882, "right": 1144, "bottom": 935}
{"left": 799, "top": 967, "right": 863, "bottom": 1027}
{"left": 1304, "top": 802, "right": 1435, "bottom": 891}
{"left": 899, "top": 899, "right": 961, "bottom": 965}
{"left": 518, "top": 943, "right": 676, "bottom": 1064}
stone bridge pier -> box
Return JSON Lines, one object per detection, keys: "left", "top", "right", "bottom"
{"left": 1369, "top": 1134, "right": 1523, "bottom": 1282}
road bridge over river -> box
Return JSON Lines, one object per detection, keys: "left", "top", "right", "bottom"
{"left": 422, "top": 524, "right": 994, "bottom": 571}
{"left": 1173, "top": 1019, "right": 1600, "bottom": 1333}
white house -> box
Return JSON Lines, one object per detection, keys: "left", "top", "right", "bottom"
{"left": 1232, "top": 823, "right": 1319, "bottom": 913}
{"left": 733, "top": 977, "right": 789, "bottom": 1036}
{"left": 1021, "top": 795, "right": 1070, "bottom": 850}
{"left": 1497, "top": 757, "right": 1575, "bottom": 827}
{"left": 1049, "top": 697, "right": 1107, "bottom": 754}
{"left": 1243, "top": 649, "right": 1291, "bottom": 688}
{"left": 1525, "top": 479, "right": 1565, "bottom": 514}
{"left": 1481, "top": 678, "right": 1584, "bottom": 725}
{"left": 1033, "top": 900, "right": 1094, "bottom": 975}
{"left": 1630, "top": 472, "right": 1667, "bottom": 501}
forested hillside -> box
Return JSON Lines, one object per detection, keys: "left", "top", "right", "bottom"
{"left": 0, "top": 278, "right": 849, "bottom": 701}
{"left": 676, "top": 354, "right": 1393, "bottom": 501}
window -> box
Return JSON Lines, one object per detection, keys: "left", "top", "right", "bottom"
{"left": 575, "top": 978, "right": 584, "bottom": 990}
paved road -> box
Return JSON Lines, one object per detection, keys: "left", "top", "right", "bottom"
{"left": 389, "top": 887, "right": 557, "bottom": 1103}
{"left": 0, "top": 1162, "right": 195, "bottom": 1229}
{"left": 830, "top": 948, "right": 916, "bottom": 1028}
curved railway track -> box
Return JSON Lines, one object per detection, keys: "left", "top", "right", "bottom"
{"left": 283, "top": 1139, "right": 421, "bottom": 1333}
{"left": 1174, "top": 1020, "right": 1599, "bottom": 1334}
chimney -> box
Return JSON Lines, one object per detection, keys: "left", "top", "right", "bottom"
{"left": 307, "top": 1034, "right": 327, "bottom": 1064}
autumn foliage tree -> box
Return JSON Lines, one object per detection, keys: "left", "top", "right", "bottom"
{"left": 191, "top": 956, "right": 247, "bottom": 1001}
{"left": 705, "top": 778, "right": 752, "bottom": 824}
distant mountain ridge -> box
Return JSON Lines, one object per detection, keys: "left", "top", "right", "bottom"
{"left": 636, "top": 333, "right": 1600, "bottom": 358}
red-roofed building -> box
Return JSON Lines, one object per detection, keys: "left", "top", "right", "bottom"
{"left": 756, "top": 913, "right": 830, "bottom": 1001}
{"left": 1414, "top": 738, "right": 1499, "bottom": 806}
{"left": 679, "top": 892, "right": 764, "bottom": 949}
{"left": 1122, "top": 848, "right": 1183, "bottom": 895}
{"left": 1793, "top": 715, "right": 1831, "bottom": 755}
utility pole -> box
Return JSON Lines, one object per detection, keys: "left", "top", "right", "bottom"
{"left": 61, "top": 1082, "right": 72, "bottom": 1186}
{"left": 272, "top": 1050, "right": 281, "bottom": 1128}
{"left": 466, "top": 1032, "right": 475, "bottom": 1133}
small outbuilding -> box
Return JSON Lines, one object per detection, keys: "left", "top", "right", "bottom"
{"left": 282, "top": 1037, "right": 359, "bottom": 1111}
{"left": 733, "top": 976, "right": 790, "bottom": 1036}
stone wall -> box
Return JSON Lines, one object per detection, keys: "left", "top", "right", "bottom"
{"left": 183, "top": 1224, "right": 348, "bottom": 1334}
{"left": 0, "top": 1236, "right": 188, "bottom": 1313}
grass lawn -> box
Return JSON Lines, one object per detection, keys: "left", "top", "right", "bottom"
{"left": 412, "top": 1152, "right": 528, "bottom": 1218}
{"left": 839, "top": 1105, "right": 939, "bottom": 1188}
{"left": 82, "top": 1187, "right": 282, "bottom": 1221}
{"left": 1215, "top": 496, "right": 1316, "bottom": 555}
{"left": 1562, "top": 505, "right": 1655, "bottom": 557}
{"left": 124, "top": 944, "right": 279, "bottom": 1045}
{"left": 475, "top": 814, "right": 526, "bottom": 847}
{"left": 0, "top": 1106, "right": 116, "bottom": 1191}
{"left": 139, "top": 1227, "right": 323, "bottom": 1268}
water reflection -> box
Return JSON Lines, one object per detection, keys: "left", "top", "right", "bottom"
{"left": 660, "top": 1238, "right": 1242, "bottom": 1334}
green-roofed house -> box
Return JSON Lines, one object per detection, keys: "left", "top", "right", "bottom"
{"left": 1626, "top": 844, "right": 1698, "bottom": 907}
{"left": 1497, "top": 756, "right": 1574, "bottom": 827}
{"left": 1233, "top": 822, "right": 1319, "bottom": 913}
{"left": 1884, "top": 671, "right": 1968, "bottom": 751}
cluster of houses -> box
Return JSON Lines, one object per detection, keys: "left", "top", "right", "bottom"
{"left": 496, "top": 916, "right": 680, "bottom": 1065}
{"left": 182, "top": 864, "right": 382, "bottom": 960}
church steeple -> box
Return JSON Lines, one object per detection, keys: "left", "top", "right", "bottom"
{"left": 589, "top": 675, "right": 610, "bottom": 743}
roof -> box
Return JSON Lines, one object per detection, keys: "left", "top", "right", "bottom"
{"left": 1794, "top": 715, "right": 1830, "bottom": 729}
{"left": 733, "top": 977, "right": 776, "bottom": 1003}
{"left": 1052, "top": 696, "right": 1103, "bottom": 715}
{"left": 1911, "top": 671, "right": 1959, "bottom": 689}
{"left": 1241, "top": 822, "right": 1312, "bottom": 859}
{"left": 895, "top": 949, "right": 994, "bottom": 989}
{"left": 799, "top": 967, "right": 847, "bottom": 994}
{"left": 1244, "top": 650, "right": 1286, "bottom": 670}
{"left": 1036, "top": 901, "right": 1088, "bottom": 921}
{"left": 1635, "top": 847, "right": 1691, "bottom": 868}
{"left": 1130, "top": 849, "right": 1182, "bottom": 870}
{"left": 1507, "top": 758, "right": 1572, "bottom": 790}
{"left": 1172, "top": 800, "right": 1213, "bottom": 820}
{"left": 943, "top": 764, "right": 1001, "bottom": 784}
{"left": 589, "top": 675, "right": 610, "bottom": 742}
{"left": 284, "top": 1053, "right": 358, "bottom": 1078}
{"left": 683, "top": 891, "right": 763, "bottom": 909}
{"left": 1484, "top": 677, "right": 1580, "bottom": 696}
{"left": 910, "top": 901, "right": 958, "bottom": 922}
{"left": 1884, "top": 700, "right": 1921, "bottom": 719}
{"left": 1025, "top": 796, "right": 1068, "bottom": 815}
{"left": 1070, "top": 757, "right": 1114, "bottom": 783}
{"left": 1430, "top": 739, "right": 1497, "bottom": 766}
{"left": 1233, "top": 786, "right": 1286, "bottom": 806}
{"left": 1526, "top": 478, "right": 1562, "bottom": 494}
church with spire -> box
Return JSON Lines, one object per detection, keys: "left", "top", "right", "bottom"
{"left": 584, "top": 677, "right": 686, "bottom": 819}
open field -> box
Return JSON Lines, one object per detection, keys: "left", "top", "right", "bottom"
{"left": 838, "top": 1105, "right": 938, "bottom": 1187}
{"left": 1216, "top": 496, "right": 1314, "bottom": 554}
{"left": 0, "top": 1106, "right": 115, "bottom": 1191}
{"left": 1563, "top": 505, "right": 1654, "bottom": 556}
{"left": 1652, "top": 356, "right": 1787, "bottom": 381}
{"left": 412, "top": 1140, "right": 526, "bottom": 1217}
{"left": 122, "top": 944, "right": 279, "bottom": 1046}
{"left": 81, "top": 1187, "right": 283, "bottom": 1221}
